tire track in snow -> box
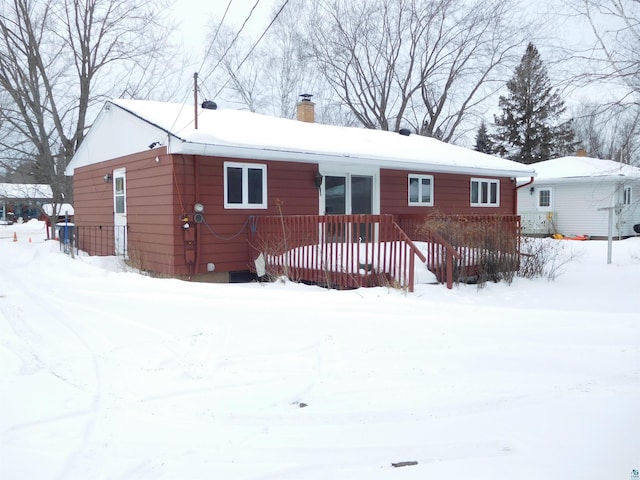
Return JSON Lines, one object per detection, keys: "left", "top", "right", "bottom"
{"left": 0, "top": 259, "right": 105, "bottom": 480}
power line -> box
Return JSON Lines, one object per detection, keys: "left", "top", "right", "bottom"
{"left": 202, "top": 0, "right": 262, "bottom": 82}
{"left": 197, "top": 0, "right": 235, "bottom": 76}
{"left": 212, "top": 0, "right": 292, "bottom": 99}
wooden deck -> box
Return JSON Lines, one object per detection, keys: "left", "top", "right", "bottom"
{"left": 247, "top": 214, "right": 520, "bottom": 291}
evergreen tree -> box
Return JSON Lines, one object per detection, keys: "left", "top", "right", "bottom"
{"left": 474, "top": 121, "right": 494, "bottom": 154}
{"left": 493, "top": 43, "right": 576, "bottom": 164}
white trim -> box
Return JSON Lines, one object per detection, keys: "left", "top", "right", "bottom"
{"left": 536, "top": 187, "right": 553, "bottom": 211}
{"left": 470, "top": 178, "right": 500, "bottom": 207}
{"left": 223, "top": 161, "right": 268, "bottom": 209}
{"left": 408, "top": 174, "right": 434, "bottom": 206}
{"left": 319, "top": 165, "right": 379, "bottom": 215}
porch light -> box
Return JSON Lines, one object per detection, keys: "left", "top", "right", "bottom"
{"left": 530, "top": 187, "right": 534, "bottom": 195}
{"left": 314, "top": 171, "right": 323, "bottom": 189}
{"left": 103, "top": 173, "right": 112, "bottom": 183}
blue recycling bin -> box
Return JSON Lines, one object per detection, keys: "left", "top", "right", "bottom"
{"left": 56, "top": 222, "right": 75, "bottom": 245}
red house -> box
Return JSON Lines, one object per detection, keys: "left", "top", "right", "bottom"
{"left": 66, "top": 98, "right": 535, "bottom": 289}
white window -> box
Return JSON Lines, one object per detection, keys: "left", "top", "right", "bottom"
{"left": 623, "top": 186, "right": 632, "bottom": 205}
{"left": 538, "top": 188, "right": 552, "bottom": 210}
{"left": 470, "top": 178, "right": 500, "bottom": 207}
{"left": 224, "top": 162, "right": 267, "bottom": 209}
{"left": 408, "top": 174, "right": 434, "bottom": 206}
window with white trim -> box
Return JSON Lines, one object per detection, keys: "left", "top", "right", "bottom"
{"left": 538, "top": 188, "right": 552, "bottom": 209}
{"left": 408, "top": 174, "right": 434, "bottom": 206}
{"left": 470, "top": 178, "right": 500, "bottom": 207}
{"left": 623, "top": 186, "right": 632, "bottom": 205}
{"left": 224, "top": 162, "right": 267, "bottom": 209}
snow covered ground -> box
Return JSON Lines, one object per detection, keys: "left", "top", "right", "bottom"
{"left": 1, "top": 220, "right": 639, "bottom": 480}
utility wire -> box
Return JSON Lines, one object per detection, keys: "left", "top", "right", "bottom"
{"left": 202, "top": 0, "right": 262, "bottom": 83}
{"left": 197, "top": 0, "right": 235, "bottom": 76}
{"left": 212, "top": 0, "right": 292, "bottom": 99}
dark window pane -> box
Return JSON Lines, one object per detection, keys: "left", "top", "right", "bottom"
{"left": 481, "top": 182, "right": 488, "bottom": 203}
{"left": 248, "top": 168, "right": 263, "bottom": 204}
{"left": 325, "top": 176, "right": 346, "bottom": 214}
{"left": 421, "top": 178, "right": 431, "bottom": 203}
{"left": 227, "top": 167, "right": 243, "bottom": 204}
{"left": 351, "top": 175, "right": 372, "bottom": 214}
{"left": 471, "top": 181, "right": 479, "bottom": 204}
{"left": 409, "top": 177, "right": 419, "bottom": 203}
{"left": 115, "top": 196, "right": 124, "bottom": 214}
{"left": 490, "top": 182, "right": 498, "bottom": 204}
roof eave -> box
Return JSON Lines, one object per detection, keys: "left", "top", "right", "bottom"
{"left": 169, "top": 141, "right": 534, "bottom": 178}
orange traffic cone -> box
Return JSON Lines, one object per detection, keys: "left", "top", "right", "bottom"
{"left": 28, "top": 237, "right": 32, "bottom": 243}
{"left": 13, "top": 232, "right": 17, "bottom": 242}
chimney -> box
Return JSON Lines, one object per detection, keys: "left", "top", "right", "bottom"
{"left": 576, "top": 148, "right": 587, "bottom": 157}
{"left": 296, "top": 93, "right": 315, "bottom": 123}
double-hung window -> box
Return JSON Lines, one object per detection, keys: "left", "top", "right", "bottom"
{"left": 470, "top": 178, "right": 499, "bottom": 207}
{"left": 408, "top": 174, "right": 434, "bottom": 206}
{"left": 224, "top": 162, "right": 267, "bottom": 209}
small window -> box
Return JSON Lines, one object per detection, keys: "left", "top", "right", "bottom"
{"left": 623, "top": 186, "right": 632, "bottom": 205}
{"left": 538, "top": 188, "right": 552, "bottom": 208}
{"left": 224, "top": 162, "right": 267, "bottom": 209}
{"left": 470, "top": 178, "right": 500, "bottom": 207}
{"left": 408, "top": 174, "right": 434, "bottom": 206}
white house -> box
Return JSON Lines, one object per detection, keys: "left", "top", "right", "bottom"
{"left": 518, "top": 156, "right": 640, "bottom": 238}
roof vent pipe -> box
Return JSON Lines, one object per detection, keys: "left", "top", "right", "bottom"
{"left": 202, "top": 100, "right": 217, "bottom": 110}
{"left": 399, "top": 128, "right": 411, "bottom": 136}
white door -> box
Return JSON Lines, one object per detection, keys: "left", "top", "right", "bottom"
{"left": 113, "top": 168, "right": 128, "bottom": 257}
{"left": 533, "top": 187, "right": 554, "bottom": 234}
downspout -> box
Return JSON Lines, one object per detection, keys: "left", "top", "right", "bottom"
{"left": 514, "top": 176, "right": 535, "bottom": 213}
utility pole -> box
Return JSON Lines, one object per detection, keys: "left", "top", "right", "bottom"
{"left": 194, "top": 72, "right": 198, "bottom": 130}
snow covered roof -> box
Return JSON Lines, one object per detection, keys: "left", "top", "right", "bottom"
{"left": 42, "top": 203, "right": 74, "bottom": 216}
{"left": 0, "top": 183, "right": 52, "bottom": 199}
{"left": 524, "top": 156, "right": 640, "bottom": 183}
{"left": 73, "top": 99, "right": 535, "bottom": 178}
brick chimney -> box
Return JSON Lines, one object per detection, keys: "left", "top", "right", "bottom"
{"left": 296, "top": 93, "right": 315, "bottom": 123}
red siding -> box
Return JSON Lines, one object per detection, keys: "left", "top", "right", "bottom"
{"left": 190, "top": 156, "right": 319, "bottom": 275}
{"left": 74, "top": 151, "right": 320, "bottom": 277}
{"left": 380, "top": 169, "right": 516, "bottom": 216}
{"left": 74, "top": 151, "right": 517, "bottom": 278}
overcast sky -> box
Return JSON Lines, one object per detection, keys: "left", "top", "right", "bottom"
{"left": 171, "top": 0, "right": 278, "bottom": 53}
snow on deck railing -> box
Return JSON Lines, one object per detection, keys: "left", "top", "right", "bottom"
{"left": 248, "top": 214, "right": 430, "bottom": 291}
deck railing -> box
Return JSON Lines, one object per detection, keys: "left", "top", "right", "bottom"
{"left": 248, "top": 214, "right": 427, "bottom": 292}
{"left": 398, "top": 214, "right": 521, "bottom": 284}
{"left": 519, "top": 211, "right": 556, "bottom": 236}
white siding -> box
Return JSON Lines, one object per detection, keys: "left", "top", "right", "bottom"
{"left": 66, "top": 105, "right": 167, "bottom": 174}
{"left": 518, "top": 179, "right": 640, "bottom": 237}
{"left": 552, "top": 182, "right": 613, "bottom": 237}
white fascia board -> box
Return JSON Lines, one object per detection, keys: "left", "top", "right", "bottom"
{"left": 169, "top": 140, "right": 534, "bottom": 178}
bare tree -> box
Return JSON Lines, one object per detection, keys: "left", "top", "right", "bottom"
{"left": 199, "top": 0, "right": 333, "bottom": 121}
{"left": 306, "top": 0, "right": 534, "bottom": 142}
{"left": 573, "top": 103, "right": 640, "bottom": 164}
{"left": 0, "top": 0, "right": 178, "bottom": 214}
{"left": 567, "top": 0, "right": 639, "bottom": 104}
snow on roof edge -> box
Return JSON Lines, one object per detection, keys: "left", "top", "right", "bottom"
{"left": 89, "top": 99, "right": 537, "bottom": 178}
